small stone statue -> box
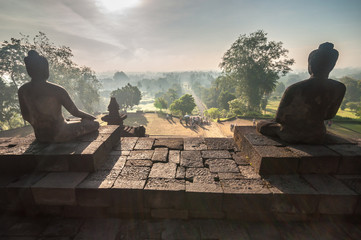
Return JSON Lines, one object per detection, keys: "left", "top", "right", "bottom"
{"left": 101, "top": 97, "right": 127, "bottom": 125}
{"left": 18, "top": 50, "right": 99, "bottom": 143}
{"left": 257, "top": 43, "right": 346, "bottom": 144}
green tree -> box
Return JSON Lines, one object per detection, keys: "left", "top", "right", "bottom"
{"left": 111, "top": 83, "right": 141, "bottom": 111}
{"left": 274, "top": 82, "right": 285, "bottom": 96}
{"left": 0, "top": 77, "right": 20, "bottom": 129}
{"left": 154, "top": 97, "right": 168, "bottom": 111}
{"left": 204, "top": 108, "right": 221, "bottom": 119}
{"left": 228, "top": 98, "right": 247, "bottom": 116}
{"left": 169, "top": 94, "right": 196, "bottom": 116}
{"left": 219, "top": 30, "right": 294, "bottom": 111}
{"left": 217, "top": 90, "right": 236, "bottom": 110}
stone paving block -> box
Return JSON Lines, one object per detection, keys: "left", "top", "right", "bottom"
{"left": 32, "top": 172, "right": 88, "bottom": 206}
{"left": 201, "top": 150, "right": 232, "bottom": 159}
{"left": 117, "top": 166, "right": 150, "bottom": 180}
{"left": 185, "top": 167, "right": 212, "bottom": 179}
{"left": 113, "top": 179, "right": 146, "bottom": 189}
{"left": 232, "top": 152, "right": 250, "bottom": 166}
{"left": 36, "top": 156, "right": 69, "bottom": 172}
{"left": 145, "top": 178, "right": 186, "bottom": 191}
{"left": 78, "top": 131, "right": 112, "bottom": 142}
{"left": 151, "top": 148, "right": 168, "bottom": 162}
{"left": 127, "top": 150, "right": 154, "bottom": 160}
{"left": 265, "top": 175, "right": 319, "bottom": 214}
{"left": 175, "top": 166, "right": 186, "bottom": 179}
{"left": 335, "top": 175, "right": 361, "bottom": 194}
{"left": 114, "top": 137, "right": 138, "bottom": 151}
{"left": 221, "top": 179, "right": 271, "bottom": 195}
{"left": 288, "top": 145, "right": 341, "bottom": 174}
{"left": 151, "top": 209, "right": 188, "bottom": 219}
{"left": 4, "top": 217, "right": 49, "bottom": 237}
{"left": 74, "top": 218, "right": 120, "bottom": 240}
{"left": 246, "top": 223, "right": 282, "bottom": 240}
{"left": 189, "top": 210, "right": 225, "bottom": 219}
{"left": 134, "top": 138, "right": 154, "bottom": 150}
{"left": 198, "top": 220, "right": 249, "bottom": 240}
{"left": 205, "top": 137, "right": 237, "bottom": 150}
{"left": 180, "top": 151, "right": 203, "bottom": 168}
{"left": 169, "top": 150, "right": 180, "bottom": 164}
{"left": 303, "top": 174, "right": 358, "bottom": 214}
{"left": 41, "top": 218, "right": 83, "bottom": 237}
{"left": 62, "top": 206, "right": 109, "bottom": 218}
{"left": 217, "top": 172, "right": 243, "bottom": 180}
{"left": 98, "top": 155, "right": 126, "bottom": 171}
{"left": 125, "top": 159, "right": 153, "bottom": 167}
{"left": 149, "top": 163, "right": 177, "bottom": 178}
{"left": 116, "top": 220, "right": 163, "bottom": 239}
{"left": 252, "top": 146, "right": 300, "bottom": 174}
{"left": 327, "top": 144, "right": 361, "bottom": 174}
{"left": 244, "top": 132, "right": 285, "bottom": 146}
{"left": 184, "top": 138, "right": 207, "bottom": 150}
{"left": 153, "top": 138, "right": 184, "bottom": 150}
{"left": 186, "top": 182, "right": 223, "bottom": 193}
{"left": 206, "top": 159, "right": 239, "bottom": 173}
{"left": 161, "top": 220, "right": 200, "bottom": 239}
{"left": 76, "top": 170, "right": 120, "bottom": 207}
{"left": 238, "top": 165, "right": 261, "bottom": 179}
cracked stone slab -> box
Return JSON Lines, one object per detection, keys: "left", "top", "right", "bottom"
{"left": 153, "top": 138, "right": 184, "bottom": 150}
{"left": 186, "top": 168, "right": 216, "bottom": 184}
{"left": 114, "top": 137, "right": 138, "bottom": 151}
{"left": 218, "top": 172, "right": 244, "bottom": 180}
{"left": 98, "top": 155, "right": 126, "bottom": 171}
{"left": 180, "top": 151, "right": 203, "bottom": 168}
{"left": 169, "top": 150, "right": 180, "bottom": 164}
{"left": 232, "top": 152, "right": 250, "bottom": 166}
{"left": 206, "top": 159, "right": 239, "bottom": 173}
{"left": 134, "top": 138, "right": 155, "bottom": 150}
{"left": 220, "top": 179, "right": 271, "bottom": 194}
{"left": 77, "top": 170, "right": 120, "bottom": 189}
{"left": 152, "top": 148, "right": 168, "bottom": 162}
{"left": 149, "top": 163, "right": 177, "bottom": 178}
{"left": 238, "top": 165, "right": 261, "bottom": 179}
{"left": 175, "top": 166, "right": 186, "bottom": 179}
{"left": 184, "top": 138, "right": 207, "bottom": 150}
{"left": 145, "top": 178, "right": 185, "bottom": 191}
{"left": 201, "top": 150, "right": 232, "bottom": 159}
{"left": 127, "top": 150, "right": 154, "bottom": 160}
{"left": 118, "top": 166, "right": 150, "bottom": 180}
{"left": 125, "top": 159, "right": 153, "bottom": 167}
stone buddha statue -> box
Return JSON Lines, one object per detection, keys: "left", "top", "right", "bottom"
{"left": 18, "top": 50, "right": 99, "bottom": 143}
{"left": 256, "top": 42, "right": 346, "bottom": 144}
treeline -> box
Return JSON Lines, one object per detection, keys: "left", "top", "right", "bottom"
{"left": 0, "top": 32, "right": 100, "bottom": 130}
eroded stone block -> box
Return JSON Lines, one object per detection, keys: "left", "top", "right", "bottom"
{"left": 180, "top": 151, "right": 203, "bottom": 168}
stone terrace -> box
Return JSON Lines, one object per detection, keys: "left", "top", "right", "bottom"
{"left": 0, "top": 128, "right": 360, "bottom": 221}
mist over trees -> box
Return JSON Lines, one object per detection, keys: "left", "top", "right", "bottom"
{"left": 0, "top": 32, "right": 100, "bottom": 129}
{"left": 111, "top": 83, "right": 142, "bottom": 111}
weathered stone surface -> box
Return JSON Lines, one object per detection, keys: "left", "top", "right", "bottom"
{"left": 151, "top": 209, "right": 188, "bottom": 219}
{"left": 186, "top": 182, "right": 223, "bottom": 193}
{"left": 184, "top": 138, "right": 207, "bottom": 150}
{"left": 244, "top": 133, "right": 285, "bottom": 146}
{"left": 113, "top": 179, "right": 146, "bottom": 189}
{"left": 114, "top": 137, "right": 138, "bottom": 151}
{"left": 201, "top": 150, "right": 231, "bottom": 159}
{"left": 117, "top": 166, "right": 150, "bottom": 180}
{"left": 77, "top": 170, "right": 119, "bottom": 189}
{"left": 169, "top": 150, "right": 180, "bottom": 164}
{"left": 153, "top": 138, "right": 184, "bottom": 150}
{"left": 74, "top": 218, "right": 120, "bottom": 240}
{"left": 253, "top": 145, "right": 300, "bottom": 174}
{"left": 151, "top": 148, "right": 168, "bottom": 162}
{"left": 145, "top": 178, "right": 185, "bottom": 191}
{"left": 4, "top": 217, "right": 48, "bottom": 237}
{"left": 221, "top": 179, "right": 271, "bottom": 194}
{"left": 327, "top": 144, "right": 361, "bottom": 174}
{"left": 205, "top": 138, "right": 236, "bottom": 150}
{"left": 238, "top": 165, "right": 261, "bottom": 179}
{"left": 149, "top": 163, "right": 177, "bottom": 178}
{"left": 42, "top": 218, "right": 83, "bottom": 237}
{"left": 175, "top": 166, "right": 186, "bottom": 179}
{"left": 98, "top": 155, "right": 126, "bottom": 170}
{"left": 232, "top": 152, "right": 250, "bottom": 166}
{"left": 303, "top": 174, "right": 358, "bottom": 214}
{"left": 125, "top": 159, "right": 153, "bottom": 167}
{"left": 134, "top": 138, "right": 154, "bottom": 150}
{"left": 206, "top": 159, "right": 239, "bottom": 173}
{"left": 288, "top": 145, "right": 341, "bottom": 174}
{"left": 185, "top": 168, "right": 216, "bottom": 184}
{"left": 32, "top": 172, "right": 88, "bottom": 205}
{"left": 180, "top": 151, "right": 203, "bottom": 168}
{"left": 217, "top": 172, "right": 243, "bottom": 180}
{"left": 335, "top": 175, "right": 361, "bottom": 194}
{"left": 127, "top": 150, "right": 154, "bottom": 160}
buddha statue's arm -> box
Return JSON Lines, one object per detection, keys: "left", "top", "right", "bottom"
{"left": 275, "top": 86, "right": 295, "bottom": 123}
{"left": 18, "top": 88, "right": 30, "bottom": 122}
{"left": 324, "top": 83, "right": 346, "bottom": 120}
{"left": 60, "top": 88, "right": 96, "bottom": 120}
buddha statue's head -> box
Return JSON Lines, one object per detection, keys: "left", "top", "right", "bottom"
{"left": 24, "top": 50, "right": 49, "bottom": 81}
{"left": 308, "top": 42, "right": 338, "bottom": 78}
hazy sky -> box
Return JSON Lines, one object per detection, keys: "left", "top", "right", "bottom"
{"left": 1, "top": 0, "right": 361, "bottom": 72}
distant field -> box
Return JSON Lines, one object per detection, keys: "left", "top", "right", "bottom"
{"left": 266, "top": 100, "right": 359, "bottom": 119}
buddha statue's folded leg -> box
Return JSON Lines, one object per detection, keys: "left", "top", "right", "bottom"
{"left": 54, "top": 120, "right": 100, "bottom": 142}
{"left": 256, "top": 119, "right": 281, "bottom": 137}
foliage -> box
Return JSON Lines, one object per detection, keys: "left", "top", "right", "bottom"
{"left": 113, "top": 71, "right": 129, "bottom": 82}
{"left": 154, "top": 97, "right": 168, "bottom": 111}
{"left": 0, "top": 77, "right": 21, "bottom": 129}
{"left": 346, "top": 102, "right": 359, "bottom": 112}
{"left": 169, "top": 94, "right": 196, "bottom": 116}
{"left": 111, "top": 83, "right": 142, "bottom": 111}
{"left": 228, "top": 98, "right": 248, "bottom": 116}
{"left": 219, "top": 30, "right": 294, "bottom": 111}
{"left": 217, "top": 90, "right": 236, "bottom": 110}
{"left": 204, "top": 108, "right": 221, "bottom": 119}
{"left": 273, "top": 82, "right": 285, "bottom": 96}
{"left": 0, "top": 32, "right": 100, "bottom": 128}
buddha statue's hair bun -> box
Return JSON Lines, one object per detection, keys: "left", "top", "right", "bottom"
{"left": 27, "top": 50, "right": 40, "bottom": 58}
{"left": 319, "top": 42, "right": 334, "bottom": 51}
{"left": 24, "top": 50, "right": 49, "bottom": 80}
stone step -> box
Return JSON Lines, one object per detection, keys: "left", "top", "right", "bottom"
{"left": 0, "top": 137, "right": 360, "bottom": 221}
{"left": 233, "top": 126, "right": 361, "bottom": 175}
{"left": 0, "top": 126, "right": 121, "bottom": 173}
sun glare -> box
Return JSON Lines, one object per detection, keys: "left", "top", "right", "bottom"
{"left": 97, "top": 0, "right": 141, "bottom": 12}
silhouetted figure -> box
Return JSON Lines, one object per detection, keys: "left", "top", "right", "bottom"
{"left": 101, "top": 97, "right": 127, "bottom": 125}
{"left": 18, "top": 50, "right": 99, "bottom": 143}
{"left": 257, "top": 43, "right": 345, "bottom": 144}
